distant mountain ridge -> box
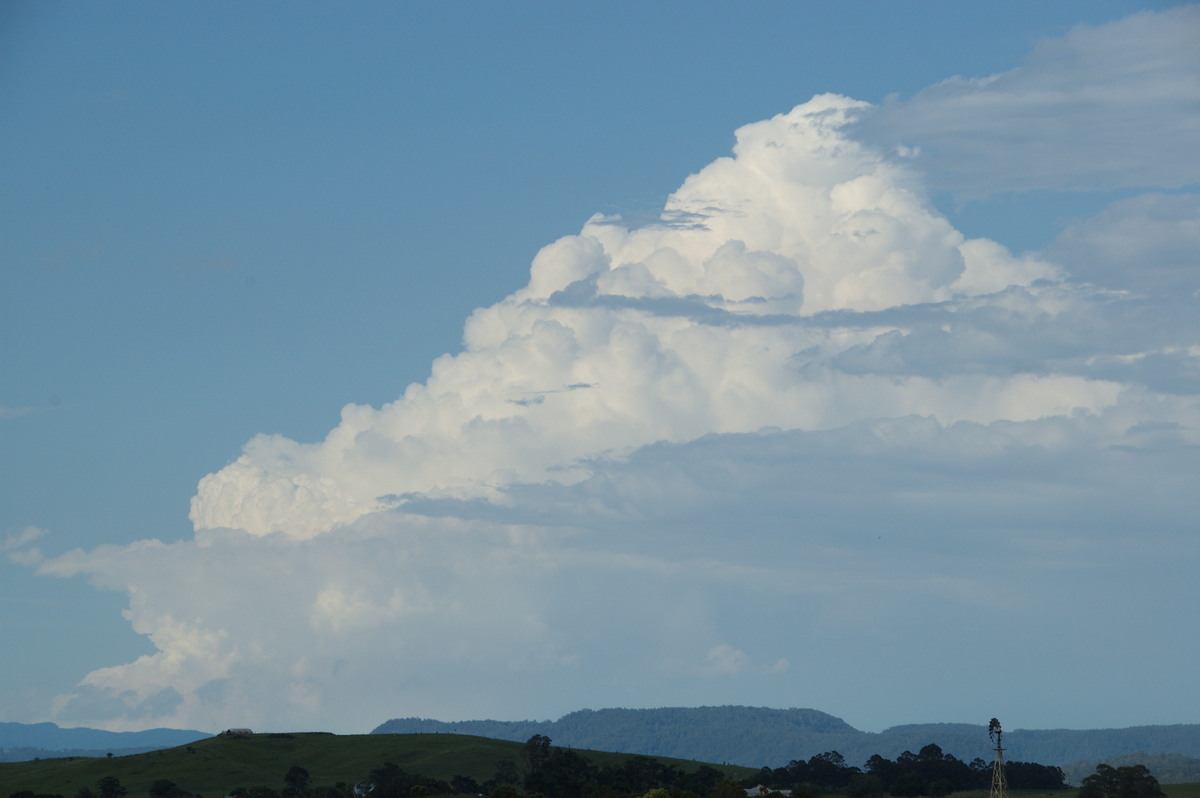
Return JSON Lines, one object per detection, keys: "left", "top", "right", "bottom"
{"left": 372, "top": 707, "right": 1200, "bottom": 773}
{"left": 0, "top": 722, "right": 210, "bottom": 763}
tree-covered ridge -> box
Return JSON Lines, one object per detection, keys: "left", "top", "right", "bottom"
{"left": 372, "top": 709, "right": 1200, "bottom": 774}
{"left": 373, "top": 708, "right": 862, "bottom": 767}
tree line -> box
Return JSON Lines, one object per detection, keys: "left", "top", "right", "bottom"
{"left": 752, "top": 744, "right": 1066, "bottom": 797}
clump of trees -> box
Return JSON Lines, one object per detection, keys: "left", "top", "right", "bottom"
{"left": 752, "top": 744, "right": 1066, "bottom": 797}
{"left": 1077, "top": 764, "right": 1164, "bottom": 798}
{"left": 514, "top": 735, "right": 734, "bottom": 798}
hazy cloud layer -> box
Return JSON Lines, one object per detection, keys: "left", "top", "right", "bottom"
{"left": 27, "top": 7, "right": 1200, "bottom": 733}
{"left": 857, "top": 4, "right": 1200, "bottom": 194}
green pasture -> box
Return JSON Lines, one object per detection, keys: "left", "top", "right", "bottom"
{"left": 1162, "top": 783, "right": 1200, "bottom": 798}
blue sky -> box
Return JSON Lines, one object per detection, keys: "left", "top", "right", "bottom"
{"left": 2, "top": 1, "right": 1198, "bottom": 737}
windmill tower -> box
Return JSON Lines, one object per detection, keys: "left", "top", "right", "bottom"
{"left": 989, "top": 718, "right": 1007, "bottom": 798}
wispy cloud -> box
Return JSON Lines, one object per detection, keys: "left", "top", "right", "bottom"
{"left": 1, "top": 405, "right": 43, "bottom": 419}
{"left": 3, "top": 526, "right": 48, "bottom": 566}
{"left": 856, "top": 5, "right": 1200, "bottom": 195}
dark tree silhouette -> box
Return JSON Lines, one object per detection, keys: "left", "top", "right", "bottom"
{"left": 148, "top": 780, "right": 176, "bottom": 798}
{"left": 1078, "top": 764, "right": 1165, "bottom": 798}
{"left": 284, "top": 766, "right": 311, "bottom": 795}
{"left": 96, "top": 777, "right": 126, "bottom": 798}
{"left": 525, "top": 734, "right": 553, "bottom": 773}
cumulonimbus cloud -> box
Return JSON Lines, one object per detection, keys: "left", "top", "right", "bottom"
{"left": 31, "top": 6, "right": 1200, "bottom": 734}
{"left": 187, "top": 94, "right": 1076, "bottom": 541}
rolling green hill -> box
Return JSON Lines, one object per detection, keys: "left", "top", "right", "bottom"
{"left": 0, "top": 732, "right": 754, "bottom": 797}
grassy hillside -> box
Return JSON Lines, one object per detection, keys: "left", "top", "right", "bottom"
{"left": 1164, "top": 784, "right": 1200, "bottom": 798}
{"left": 0, "top": 732, "right": 754, "bottom": 797}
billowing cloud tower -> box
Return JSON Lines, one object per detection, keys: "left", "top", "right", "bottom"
{"left": 190, "top": 95, "right": 1079, "bottom": 541}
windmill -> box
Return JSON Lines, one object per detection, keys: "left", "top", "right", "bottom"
{"left": 989, "top": 718, "right": 1007, "bottom": 798}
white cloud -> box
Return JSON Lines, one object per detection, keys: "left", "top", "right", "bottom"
{"left": 3, "top": 525, "right": 47, "bottom": 565}
{"left": 189, "top": 94, "right": 1068, "bottom": 541}
{"left": 2, "top": 525, "right": 47, "bottom": 551}
{"left": 702, "top": 644, "right": 752, "bottom": 676}
{"left": 31, "top": 7, "right": 1200, "bottom": 733}
{"left": 696, "top": 645, "right": 790, "bottom": 677}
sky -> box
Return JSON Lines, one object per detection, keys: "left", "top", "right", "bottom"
{"left": 2, "top": 1, "right": 1198, "bottom": 737}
